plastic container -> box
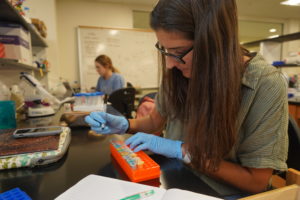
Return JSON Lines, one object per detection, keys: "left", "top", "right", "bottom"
{"left": 0, "top": 187, "right": 31, "bottom": 200}
{"left": 73, "top": 92, "right": 105, "bottom": 112}
{"left": 0, "top": 101, "right": 16, "bottom": 129}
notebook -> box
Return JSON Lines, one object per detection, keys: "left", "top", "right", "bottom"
{"left": 55, "top": 174, "right": 222, "bottom": 200}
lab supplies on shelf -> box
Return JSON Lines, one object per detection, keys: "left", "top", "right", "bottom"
{"left": 0, "top": 22, "right": 32, "bottom": 65}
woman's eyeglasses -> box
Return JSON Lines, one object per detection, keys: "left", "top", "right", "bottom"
{"left": 155, "top": 42, "right": 193, "bottom": 64}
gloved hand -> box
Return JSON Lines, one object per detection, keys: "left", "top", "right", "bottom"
{"left": 125, "top": 132, "right": 183, "bottom": 159}
{"left": 84, "top": 112, "right": 128, "bottom": 134}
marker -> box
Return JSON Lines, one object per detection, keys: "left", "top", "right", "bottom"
{"left": 119, "top": 189, "right": 155, "bottom": 200}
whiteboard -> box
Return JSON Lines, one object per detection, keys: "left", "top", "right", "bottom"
{"left": 77, "top": 26, "right": 159, "bottom": 90}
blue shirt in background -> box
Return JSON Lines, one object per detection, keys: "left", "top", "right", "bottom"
{"left": 96, "top": 73, "right": 125, "bottom": 95}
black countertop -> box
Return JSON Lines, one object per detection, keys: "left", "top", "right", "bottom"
{"left": 0, "top": 107, "right": 220, "bottom": 200}
{"left": 288, "top": 97, "right": 300, "bottom": 105}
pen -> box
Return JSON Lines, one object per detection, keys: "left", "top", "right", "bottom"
{"left": 119, "top": 189, "right": 155, "bottom": 200}
{"left": 94, "top": 119, "right": 106, "bottom": 130}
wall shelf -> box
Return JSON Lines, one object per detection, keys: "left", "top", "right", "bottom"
{"left": 0, "top": 58, "right": 48, "bottom": 73}
{"left": 0, "top": 0, "right": 47, "bottom": 47}
{"left": 243, "top": 32, "right": 300, "bottom": 48}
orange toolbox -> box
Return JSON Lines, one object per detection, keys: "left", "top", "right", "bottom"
{"left": 110, "top": 140, "right": 160, "bottom": 182}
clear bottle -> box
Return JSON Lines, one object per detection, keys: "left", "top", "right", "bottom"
{"left": 96, "top": 92, "right": 105, "bottom": 111}
{"left": 11, "top": 84, "right": 24, "bottom": 111}
{"left": 0, "top": 81, "right": 11, "bottom": 101}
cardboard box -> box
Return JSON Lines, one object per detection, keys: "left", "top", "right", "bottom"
{"left": 239, "top": 184, "right": 300, "bottom": 200}
{"left": 0, "top": 23, "right": 32, "bottom": 65}
{"left": 240, "top": 168, "right": 300, "bottom": 200}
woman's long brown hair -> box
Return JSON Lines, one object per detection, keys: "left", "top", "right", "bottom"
{"left": 151, "top": 0, "right": 245, "bottom": 172}
{"left": 95, "top": 54, "right": 119, "bottom": 73}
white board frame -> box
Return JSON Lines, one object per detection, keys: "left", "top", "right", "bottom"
{"left": 77, "top": 26, "right": 159, "bottom": 91}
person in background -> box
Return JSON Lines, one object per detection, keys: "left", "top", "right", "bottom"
{"left": 85, "top": 0, "right": 288, "bottom": 199}
{"left": 95, "top": 54, "right": 125, "bottom": 95}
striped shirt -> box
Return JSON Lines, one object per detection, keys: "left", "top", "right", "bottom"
{"left": 155, "top": 53, "right": 288, "bottom": 196}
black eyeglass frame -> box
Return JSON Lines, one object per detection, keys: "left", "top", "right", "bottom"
{"left": 155, "top": 42, "right": 193, "bottom": 64}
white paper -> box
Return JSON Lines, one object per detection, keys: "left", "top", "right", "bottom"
{"left": 55, "top": 175, "right": 166, "bottom": 200}
{"left": 162, "top": 188, "right": 222, "bottom": 200}
{"left": 55, "top": 175, "right": 223, "bottom": 200}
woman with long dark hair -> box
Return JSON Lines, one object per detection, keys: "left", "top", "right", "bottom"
{"left": 86, "top": 0, "right": 288, "bottom": 198}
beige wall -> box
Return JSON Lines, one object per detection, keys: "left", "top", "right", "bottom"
{"left": 282, "top": 19, "right": 300, "bottom": 58}
{"left": 56, "top": 0, "right": 152, "bottom": 87}
{"left": 24, "top": 0, "right": 59, "bottom": 89}
{"left": 25, "top": 0, "right": 299, "bottom": 88}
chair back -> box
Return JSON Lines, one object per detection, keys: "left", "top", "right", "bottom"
{"left": 108, "top": 87, "right": 136, "bottom": 118}
{"left": 126, "top": 82, "right": 134, "bottom": 88}
{"left": 138, "top": 92, "right": 157, "bottom": 105}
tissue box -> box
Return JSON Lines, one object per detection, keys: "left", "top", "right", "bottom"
{"left": 0, "top": 23, "right": 32, "bottom": 65}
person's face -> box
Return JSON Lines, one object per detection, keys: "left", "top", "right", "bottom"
{"left": 155, "top": 29, "right": 193, "bottom": 78}
{"left": 95, "top": 61, "right": 107, "bottom": 76}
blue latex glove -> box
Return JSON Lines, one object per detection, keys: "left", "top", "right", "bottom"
{"left": 84, "top": 112, "right": 128, "bottom": 134}
{"left": 125, "top": 132, "right": 183, "bottom": 159}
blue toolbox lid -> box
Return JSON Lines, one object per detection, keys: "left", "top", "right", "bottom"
{"left": 0, "top": 188, "right": 32, "bottom": 200}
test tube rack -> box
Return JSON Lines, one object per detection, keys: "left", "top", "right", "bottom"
{"left": 110, "top": 140, "right": 160, "bottom": 182}
{"left": 73, "top": 92, "right": 105, "bottom": 112}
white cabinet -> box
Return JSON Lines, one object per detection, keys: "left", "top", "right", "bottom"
{"left": 0, "top": 0, "right": 48, "bottom": 87}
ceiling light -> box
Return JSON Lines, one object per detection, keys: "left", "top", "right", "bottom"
{"left": 268, "top": 35, "right": 279, "bottom": 39}
{"left": 280, "top": 0, "right": 300, "bottom": 6}
{"left": 269, "top": 28, "right": 277, "bottom": 33}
